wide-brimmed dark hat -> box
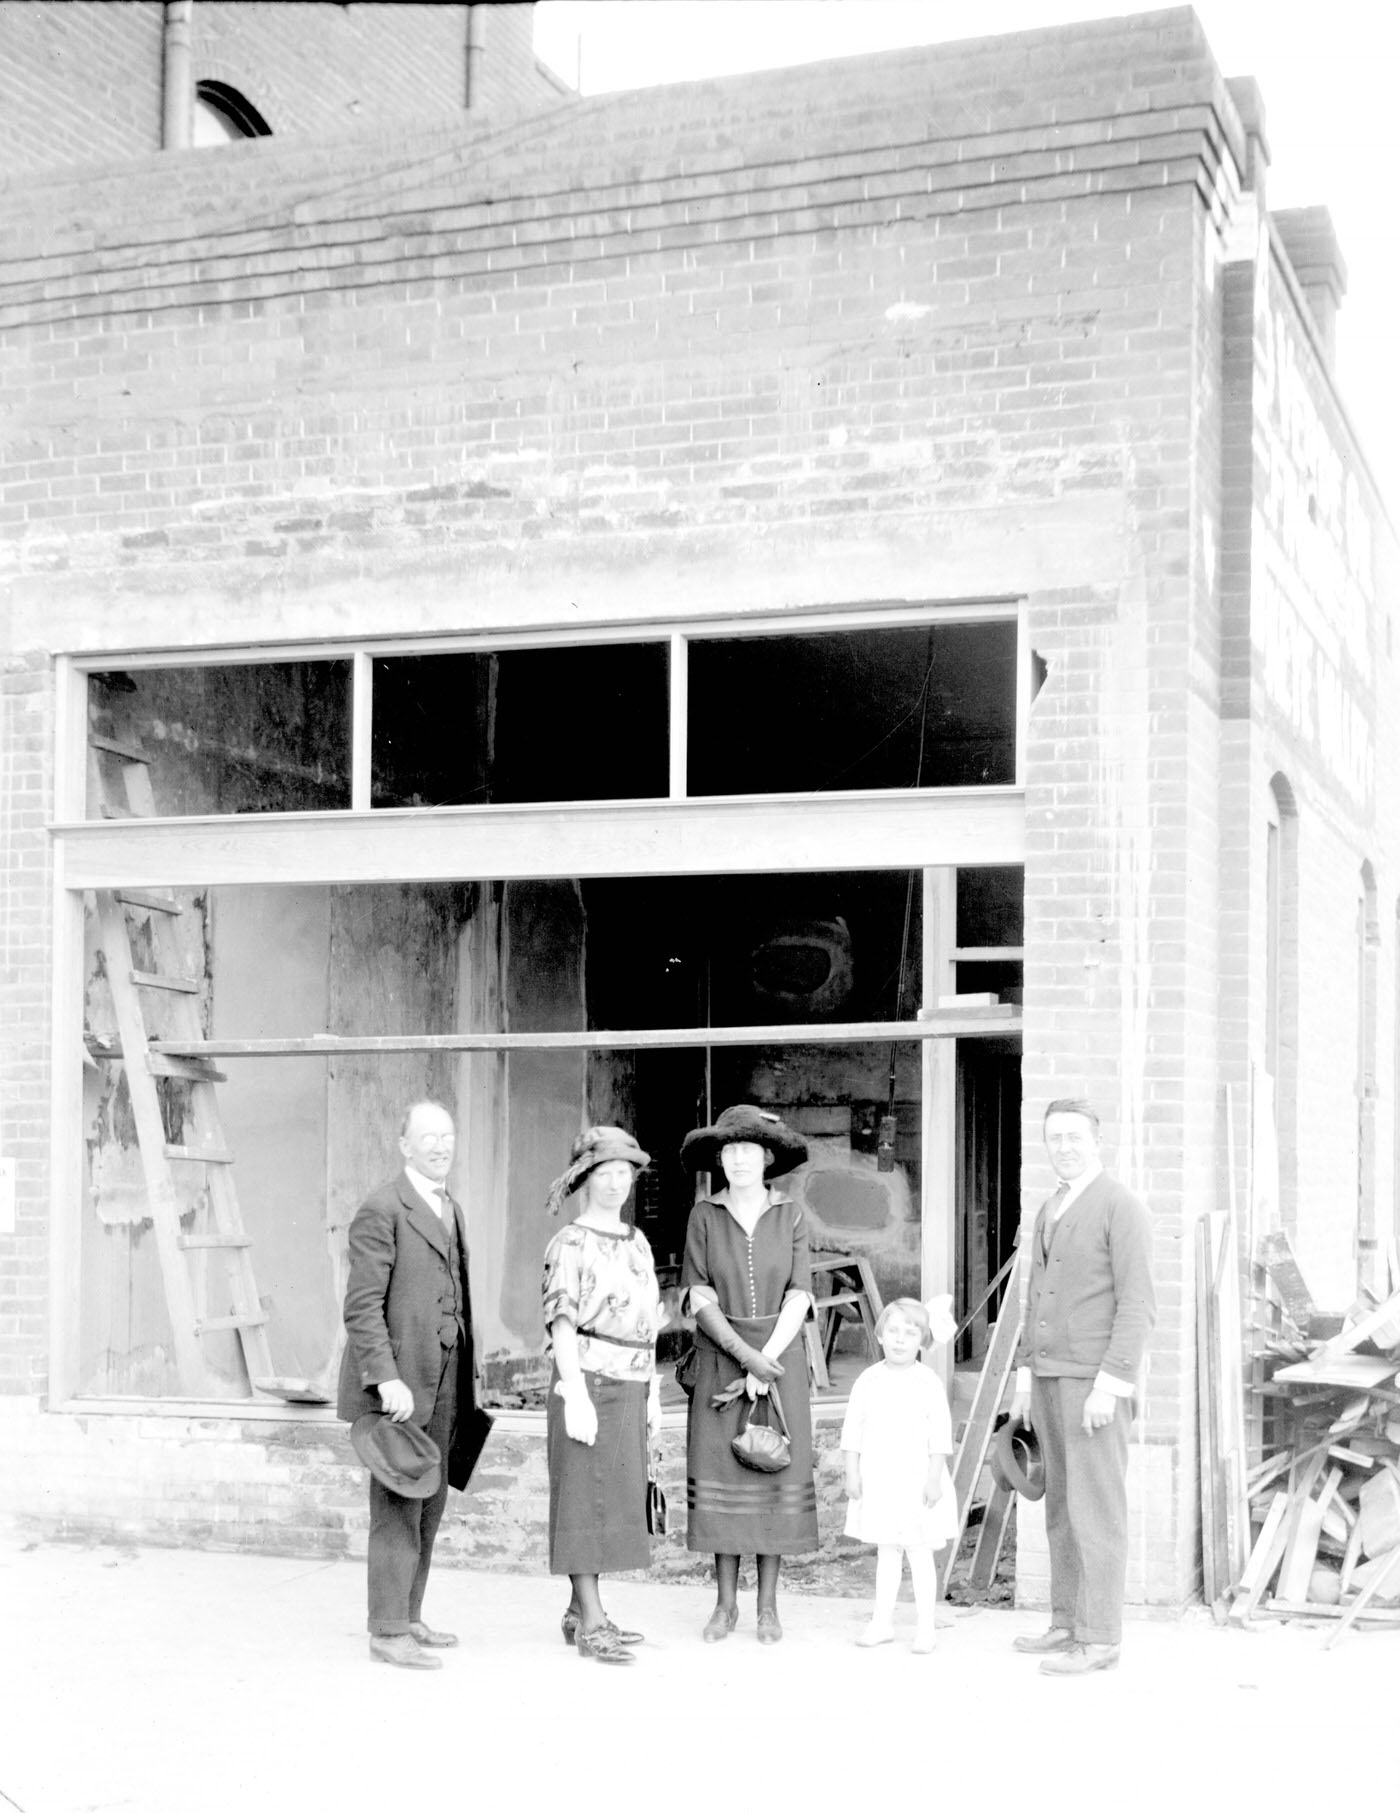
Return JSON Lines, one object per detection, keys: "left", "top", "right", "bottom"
{"left": 545, "top": 1124, "right": 650, "bottom": 1217}
{"left": 993, "top": 1418, "right": 1046, "bottom": 1502}
{"left": 680, "top": 1104, "right": 808, "bottom": 1179}
{"left": 351, "top": 1413, "right": 443, "bottom": 1499}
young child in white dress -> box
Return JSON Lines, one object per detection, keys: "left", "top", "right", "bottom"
{"left": 841, "top": 1295, "right": 959, "bottom": 1653}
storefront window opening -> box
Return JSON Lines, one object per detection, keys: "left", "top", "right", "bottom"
{"left": 371, "top": 642, "right": 669, "bottom": 807}
{"left": 84, "top": 661, "right": 351, "bottom": 819}
{"left": 72, "top": 866, "right": 1022, "bottom": 1410}
{"left": 686, "top": 620, "right": 1018, "bottom": 796}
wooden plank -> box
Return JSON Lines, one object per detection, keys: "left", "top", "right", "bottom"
{"left": 164, "top": 1144, "right": 233, "bottom": 1164}
{"left": 1338, "top": 1514, "right": 1367, "bottom": 1596}
{"left": 94, "top": 892, "right": 211, "bottom": 1396}
{"left": 149, "top": 1012, "right": 1020, "bottom": 1061}
{"left": 113, "top": 889, "right": 182, "bottom": 915}
{"left": 939, "top": 1256, "right": 1023, "bottom": 1593}
{"left": 88, "top": 734, "right": 150, "bottom": 763}
{"left": 179, "top": 1235, "right": 251, "bottom": 1251}
{"left": 1323, "top": 1544, "right": 1400, "bottom": 1649}
{"left": 1315, "top": 1289, "right": 1400, "bottom": 1365}
{"left": 1255, "top": 1230, "right": 1319, "bottom": 1334}
{"left": 1255, "top": 1600, "right": 1400, "bottom": 1625}
{"left": 57, "top": 788, "right": 1029, "bottom": 891}
{"left": 1228, "top": 1490, "right": 1290, "bottom": 1624}
{"left": 1197, "top": 1215, "right": 1225, "bottom": 1604}
{"left": 1276, "top": 1466, "right": 1343, "bottom": 1604}
{"left": 1271, "top": 1354, "right": 1397, "bottom": 1388}
{"left": 195, "top": 1312, "right": 268, "bottom": 1334}
{"left": 130, "top": 969, "right": 200, "bottom": 994}
{"left": 968, "top": 1479, "right": 1016, "bottom": 1590}
{"left": 146, "top": 1053, "right": 228, "bottom": 1083}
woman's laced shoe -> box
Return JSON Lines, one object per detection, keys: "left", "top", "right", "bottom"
{"left": 755, "top": 1606, "right": 783, "bottom": 1644}
{"left": 561, "top": 1608, "right": 643, "bottom": 1646}
{"left": 575, "top": 1622, "right": 637, "bottom": 1664}
{"left": 702, "top": 1604, "right": 739, "bottom": 1643}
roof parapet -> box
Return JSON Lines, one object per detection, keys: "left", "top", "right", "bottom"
{"left": 1273, "top": 205, "right": 1348, "bottom": 365}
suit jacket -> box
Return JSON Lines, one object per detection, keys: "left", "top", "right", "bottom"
{"left": 337, "top": 1170, "right": 487, "bottom": 1489}
{"left": 1014, "top": 1171, "right": 1156, "bottom": 1390}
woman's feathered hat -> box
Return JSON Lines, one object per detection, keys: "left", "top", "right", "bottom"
{"left": 680, "top": 1104, "right": 808, "bottom": 1179}
{"left": 545, "top": 1125, "right": 650, "bottom": 1217}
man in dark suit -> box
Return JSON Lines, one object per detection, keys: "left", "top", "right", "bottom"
{"left": 338, "top": 1099, "right": 481, "bottom": 1670}
{"left": 1008, "top": 1097, "right": 1156, "bottom": 1676}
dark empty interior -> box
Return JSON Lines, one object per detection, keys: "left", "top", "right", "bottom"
{"left": 371, "top": 642, "right": 669, "bottom": 807}
{"left": 687, "top": 620, "right": 1017, "bottom": 795}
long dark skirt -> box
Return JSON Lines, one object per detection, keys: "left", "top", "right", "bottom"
{"left": 546, "top": 1368, "right": 650, "bottom": 1576}
{"left": 685, "top": 1322, "right": 817, "bottom": 1557}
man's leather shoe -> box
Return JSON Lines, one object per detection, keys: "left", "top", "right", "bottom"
{"left": 408, "top": 1621, "right": 458, "bottom": 1648}
{"left": 1039, "top": 1642, "right": 1121, "bottom": 1676}
{"left": 369, "top": 1634, "right": 442, "bottom": 1670}
{"left": 1012, "top": 1625, "right": 1076, "bottom": 1654}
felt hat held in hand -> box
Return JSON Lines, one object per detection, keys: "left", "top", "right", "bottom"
{"left": 351, "top": 1413, "right": 443, "bottom": 1499}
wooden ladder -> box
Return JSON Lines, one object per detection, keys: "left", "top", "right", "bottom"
{"left": 87, "top": 729, "right": 311, "bottom": 1401}
{"left": 939, "top": 1249, "right": 1024, "bottom": 1593}
{"left": 805, "top": 1254, "right": 884, "bottom": 1391}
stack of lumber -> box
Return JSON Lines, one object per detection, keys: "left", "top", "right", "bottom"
{"left": 1230, "top": 1255, "right": 1400, "bottom": 1647}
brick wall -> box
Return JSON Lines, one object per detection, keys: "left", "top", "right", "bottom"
{"left": 0, "top": 2, "right": 564, "bottom": 176}
{"left": 0, "top": 9, "right": 1396, "bottom": 1606}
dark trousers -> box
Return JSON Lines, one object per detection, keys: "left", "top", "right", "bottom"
{"left": 367, "top": 1344, "right": 458, "bottom": 1636}
{"left": 1032, "top": 1375, "right": 1132, "bottom": 1647}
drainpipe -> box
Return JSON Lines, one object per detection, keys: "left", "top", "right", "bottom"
{"left": 162, "top": 0, "right": 194, "bottom": 149}
{"left": 465, "top": 2, "right": 483, "bottom": 110}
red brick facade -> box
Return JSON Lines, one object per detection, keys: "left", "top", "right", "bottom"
{"left": 0, "top": 9, "right": 1395, "bottom": 1607}
{"left": 0, "top": 1, "right": 564, "bottom": 173}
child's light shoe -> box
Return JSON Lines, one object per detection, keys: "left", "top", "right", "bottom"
{"left": 855, "top": 1622, "right": 895, "bottom": 1647}
{"left": 912, "top": 1626, "right": 938, "bottom": 1654}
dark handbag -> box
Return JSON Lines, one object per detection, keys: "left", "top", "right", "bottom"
{"left": 730, "top": 1385, "right": 792, "bottom": 1474}
{"left": 674, "top": 1344, "right": 700, "bottom": 1398}
{"left": 645, "top": 1462, "right": 668, "bottom": 1535}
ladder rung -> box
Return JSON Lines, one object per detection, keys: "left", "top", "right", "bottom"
{"left": 179, "top": 1234, "right": 252, "bottom": 1250}
{"left": 89, "top": 734, "right": 150, "bottom": 763}
{"left": 165, "top": 1144, "right": 234, "bottom": 1164}
{"left": 114, "top": 889, "right": 182, "bottom": 915}
{"left": 196, "top": 1313, "right": 268, "bottom": 1334}
{"left": 130, "top": 969, "right": 200, "bottom": 994}
{"left": 146, "top": 1053, "right": 228, "bottom": 1084}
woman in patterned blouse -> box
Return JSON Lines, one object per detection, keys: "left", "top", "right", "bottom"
{"left": 542, "top": 1125, "right": 660, "bottom": 1664}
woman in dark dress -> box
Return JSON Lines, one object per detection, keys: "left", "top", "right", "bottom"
{"left": 680, "top": 1104, "right": 816, "bottom": 1644}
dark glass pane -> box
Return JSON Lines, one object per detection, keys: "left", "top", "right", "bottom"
{"left": 687, "top": 621, "right": 1016, "bottom": 795}
{"left": 372, "top": 643, "right": 668, "bottom": 807}
{"left": 86, "top": 662, "right": 351, "bottom": 818}
{"left": 956, "top": 866, "right": 1025, "bottom": 948}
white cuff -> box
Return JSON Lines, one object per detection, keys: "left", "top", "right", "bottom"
{"left": 1015, "top": 1366, "right": 1032, "bottom": 1395}
{"left": 1093, "top": 1370, "right": 1134, "bottom": 1398}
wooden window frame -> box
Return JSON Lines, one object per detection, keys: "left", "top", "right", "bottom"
{"left": 48, "top": 602, "right": 1028, "bottom": 1410}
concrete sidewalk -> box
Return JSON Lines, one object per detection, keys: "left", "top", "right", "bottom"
{"left": 0, "top": 1534, "right": 1392, "bottom": 1813}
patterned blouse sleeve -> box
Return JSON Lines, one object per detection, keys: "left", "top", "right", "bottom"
{"left": 541, "top": 1229, "right": 582, "bottom": 1330}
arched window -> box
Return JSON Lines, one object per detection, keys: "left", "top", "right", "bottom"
{"left": 192, "top": 81, "right": 272, "bottom": 147}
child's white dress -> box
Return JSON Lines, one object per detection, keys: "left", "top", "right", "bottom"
{"left": 840, "top": 1359, "right": 959, "bottom": 1550}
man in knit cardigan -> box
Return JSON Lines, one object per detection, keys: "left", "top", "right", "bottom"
{"left": 1008, "top": 1098, "right": 1156, "bottom": 1675}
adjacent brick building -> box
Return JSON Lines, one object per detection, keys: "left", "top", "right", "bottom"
{"left": 0, "top": 6, "right": 1394, "bottom": 1611}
